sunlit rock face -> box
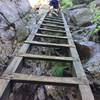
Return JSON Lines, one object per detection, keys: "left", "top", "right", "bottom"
{"left": 28, "top": 0, "right": 48, "bottom": 8}
{"left": 0, "top": 0, "right": 49, "bottom": 74}
{"left": 0, "top": 0, "right": 37, "bottom": 74}
{"left": 0, "top": 0, "right": 35, "bottom": 41}
{"left": 0, "top": 0, "right": 31, "bottom": 22}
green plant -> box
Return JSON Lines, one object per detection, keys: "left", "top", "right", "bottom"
{"left": 91, "top": 7, "right": 100, "bottom": 34}
{"left": 51, "top": 66, "right": 64, "bottom": 77}
{"left": 50, "top": 63, "right": 66, "bottom": 77}
{"left": 60, "top": 0, "right": 73, "bottom": 9}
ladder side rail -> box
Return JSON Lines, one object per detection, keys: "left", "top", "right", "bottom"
{"left": 61, "top": 12, "right": 94, "bottom": 100}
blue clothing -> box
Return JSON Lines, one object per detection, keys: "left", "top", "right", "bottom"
{"left": 49, "top": 0, "right": 59, "bottom": 9}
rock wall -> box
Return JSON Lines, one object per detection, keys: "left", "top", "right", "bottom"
{"left": 0, "top": 0, "right": 46, "bottom": 74}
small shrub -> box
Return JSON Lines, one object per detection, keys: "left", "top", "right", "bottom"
{"left": 90, "top": 3, "right": 100, "bottom": 34}
{"left": 50, "top": 63, "right": 66, "bottom": 77}
{"left": 60, "top": 0, "right": 73, "bottom": 9}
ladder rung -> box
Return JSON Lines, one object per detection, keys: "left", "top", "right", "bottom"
{"left": 39, "top": 28, "right": 66, "bottom": 33}
{"left": 25, "top": 41, "right": 75, "bottom": 48}
{"left": 46, "top": 16, "right": 62, "bottom": 20}
{"left": 19, "top": 54, "right": 74, "bottom": 62}
{"left": 35, "top": 34, "right": 72, "bottom": 39}
{"left": 41, "top": 23, "right": 64, "bottom": 29}
{"left": 2, "top": 73, "right": 89, "bottom": 85}
{"left": 43, "top": 20, "right": 64, "bottom": 25}
{"left": 44, "top": 18, "right": 63, "bottom": 22}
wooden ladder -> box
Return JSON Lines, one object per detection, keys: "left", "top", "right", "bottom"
{"left": 0, "top": 12, "right": 95, "bottom": 100}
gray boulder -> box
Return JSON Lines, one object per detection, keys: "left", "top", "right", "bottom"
{"left": 96, "top": 0, "right": 100, "bottom": 7}
{"left": 69, "top": 6, "right": 93, "bottom": 26}
{"left": 84, "top": 53, "right": 100, "bottom": 81}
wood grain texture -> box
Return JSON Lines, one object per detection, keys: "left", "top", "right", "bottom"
{"left": 1, "top": 73, "right": 89, "bottom": 85}
{"left": 19, "top": 54, "right": 74, "bottom": 62}
{"left": 25, "top": 41, "right": 75, "bottom": 48}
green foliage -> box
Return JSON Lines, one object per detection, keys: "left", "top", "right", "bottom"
{"left": 51, "top": 66, "right": 64, "bottom": 77}
{"left": 50, "top": 63, "right": 66, "bottom": 77}
{"left": 91, "top": 10, "right": 100, "bottom": 34}
{"left": 60, "top": 0, "right": 73, "bottom": 9}
{"left": 90, "top": 2, "right": 100, "bottom": 34}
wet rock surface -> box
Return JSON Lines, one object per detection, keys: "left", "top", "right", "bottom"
{"left": 85, "top": 53, "right": 100, "bottom": 77}
{"left": 83, "top": 42, "right": 100, "bottom": 81}
{"left": 75, "top": 41, "right": 91, "bottom": 60}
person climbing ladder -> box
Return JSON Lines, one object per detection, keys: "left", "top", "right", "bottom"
{"left": 49, "top": 0, "right": 60, "bottom": 16}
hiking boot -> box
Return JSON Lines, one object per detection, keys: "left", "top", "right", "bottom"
{"left": 52, "top": 11, "right": 58, "bottom": 16}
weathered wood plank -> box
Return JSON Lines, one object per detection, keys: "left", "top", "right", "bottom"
{"left": 1, "top": 73, "right": 89, "bottom": 85}
{"left": 25, "top": 41, "right": 75, "bottom": 48}
{"left": 19, "top": 54, "right": 74, "bottom": 62}
{"left": 43, "top": 20, "right": 64, "bottom": 25}
{"left": 39, "top": 28, "right": 66, "bottom": 33}
{"left": 41, "top": 23, "right": 64, "bottom": 29}
{"left": 79, "top": 85, "right": 95, "bottom": 100}
{"left": 61, "top": 12, "right": 95, "bottom": 100}
{"left": 0, "top": 12, "right": 48, "bottom": 100}
{"left": 35, "top": 34, "right": 72, "bottom": 39}
{"left": 61, "top": 12, "right": 87, "bottom": 79}
{"left": 44, "top": 18, "right": 63, "bottom": 22}
{"left": 46, "top": 16, "right": 62, "bottom": 20}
